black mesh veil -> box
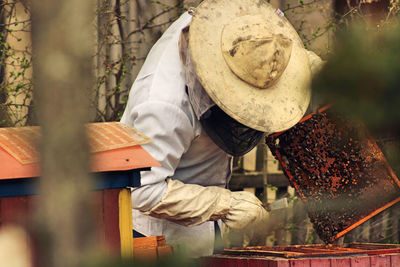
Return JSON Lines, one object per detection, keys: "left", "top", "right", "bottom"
{"left": 200, "top": 105, "right": 265, "bottom": 157}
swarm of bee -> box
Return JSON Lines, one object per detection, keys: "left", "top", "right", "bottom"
{"left": 266, "top": 110, "right": 400, "bottom": 243}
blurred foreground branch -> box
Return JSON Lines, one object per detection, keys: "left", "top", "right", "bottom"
{"left": 31, "top": 0, "right": 95, "bottom": 266}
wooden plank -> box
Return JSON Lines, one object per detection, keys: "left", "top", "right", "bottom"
{"left": 214, "top": 257, "right": 231, "bottom": 267}
{"left": 237, "top": 258, "right": 254, "bottom": 267}
{"left": 200, "top": 257, "right": 223, "bottom": 267}
{"left": 289, "top": 259, "right": 310, "bottom": 267}
{"left": 86, "top": 122, "right": 152, "bottom": 153}
{"left": 0, "top": 123, "right": 160, "bottom": 180}
{"left": 310, "top": 258, "right": 330, "bottom": 267}
{"left": 0, "top": 145, "right": 159, "bottom": 180}
{"left": 229, "top": 173, "right": 289, "bottom": 190}
{"left": 201, "top": 256, "right": 233, "bottom": 267}
{"left": 268, "top": 259, "right": 290, "bottom": 267}
{"left": 91, "top": 145, "right": 160, "bottom": 173}
{"left": 350, "top": 256, "right": 370, "bottom": 267}
{"left": 370, "top": 255, "right": 391, "bottom": 267}
{"left": 235, "top": 257, "right": 264, "bottom": 267}
{"left": 246, "top": 258, "right": 268, "bottom": 267}
{"left": 25, "top": 195, "right": 38, "bottom": 215}
{"left": 118, "top": 188, "right": 133, "bottom": 258}
{"left": 218, "top": 257, "right": 234, "bottom": 267}
{"left": 350, "top": 242, "right": 400, "bottom": 249}
{"left": 238, "top": 256, "right": 260, "bottom": 267}
{"left": 25, "top": 195, "right": 39, "bottom": 231}
{"left": 103, "top": 188, "right": 121, "bottom": 254}
{"left": 0, "top": 127, "right": 40, "bottom": 164}
{"left": 390, "top": 254, "right": 400, "bottom": 267}
{"left": 330, "top": 258, "right": 351, "bottom": 267}
{"left": 224, "top": 248, "right": 304, "bottom": 258}
{"left": 0, "top": 146, "right": 38, "bottom": 180}
{"left": 133, "top": 236, "right": 166, "bottom": 248}
{"left": 91, "top": 191, "right": 107, "bottom": 251}
{"left": 157, "top": 245, "right": 173, "bottom": 258}
{"left": 0, "top": 196, "right": 28, "bottom": 224}
{"left": 133, "top": 247, "right": 158, "bottom": 260}
{"left": 224, "top": 256, "right": 243, "bottom": 267}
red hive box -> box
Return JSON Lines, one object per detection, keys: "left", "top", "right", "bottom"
{"left": 202, "top": 243, "right": 400, "bottom": 266}
{"left": 0, "top": 122, "right": 160, "bottom": 258}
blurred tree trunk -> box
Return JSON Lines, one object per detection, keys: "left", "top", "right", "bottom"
{"left": 31, "top": 0, "right": 95, "bottom": 266}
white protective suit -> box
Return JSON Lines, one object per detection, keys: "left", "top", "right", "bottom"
{"left": 120, "top": 12, "right": 233, "bottom": 257}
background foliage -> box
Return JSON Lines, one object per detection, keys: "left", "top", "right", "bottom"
{"left": 1, "top": 0, "right": 398, "bottom": 126}
{"left": 0, "top": 1, "right": 31, "bottom": 126}
{"left": 0, "top": 0, "right": 338, "bottom": 127}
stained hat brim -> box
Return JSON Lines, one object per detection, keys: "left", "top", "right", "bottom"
{"left": 188, "top": 0, "right": 312, "bottom": 133}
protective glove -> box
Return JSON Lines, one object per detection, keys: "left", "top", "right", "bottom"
{"left": 221, "top": 191, "right": 270, "bottom": 248}
{"left": 143, "top": 179, "right": 270, "bottom": 241}
{"left": 223, "top": 190, "right": 269, "bottom": 230}
{"left": 143, "top": 178, "right": 231, "bottom": 226}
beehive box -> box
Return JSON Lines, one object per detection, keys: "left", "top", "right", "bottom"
{"left": 202, "top": 243, "right": 400, "bottom": 266}
{"left": 0, "top": 122, "right": 160, "bottom": 258}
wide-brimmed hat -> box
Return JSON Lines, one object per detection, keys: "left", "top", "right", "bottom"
{"left": 188, "top": 0, "right": 313, "bottom": 133}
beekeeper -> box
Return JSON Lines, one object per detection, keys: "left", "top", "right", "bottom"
{"left": 121, "top": 0, "right": 322, "bottom": 257}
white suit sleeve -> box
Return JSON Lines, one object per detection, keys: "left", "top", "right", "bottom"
{"left": 124, "top": 100, "right": 195, "bottom": 211}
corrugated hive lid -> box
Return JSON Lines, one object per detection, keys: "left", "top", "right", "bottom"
{"left": 0, "top": 122, "right": 160, "bottom": 179}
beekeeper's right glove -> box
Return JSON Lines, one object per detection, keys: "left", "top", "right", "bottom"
{"left": 143, "top": 178, "right": 270, "bottom": 242}
{"left": 221, "top": 190, "right": 271, "bottom": 247}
